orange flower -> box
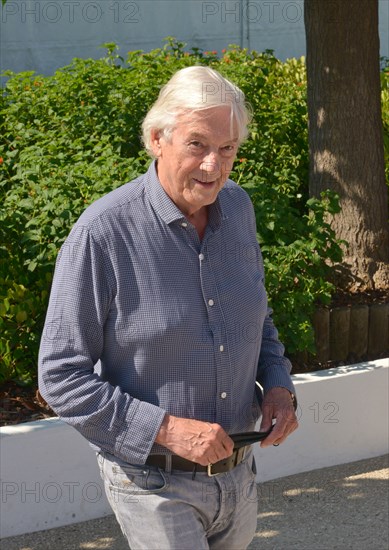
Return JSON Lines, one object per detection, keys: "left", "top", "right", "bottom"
{"left": 0, "top": 157, "right": 3, "bottom": 164}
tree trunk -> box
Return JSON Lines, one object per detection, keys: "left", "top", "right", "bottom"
{"left": 305, "top": 0, "right": 389, "bottom": 291}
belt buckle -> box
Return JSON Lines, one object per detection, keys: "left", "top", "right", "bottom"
{"left": 207, "top": 446, "right": 248, "bottom": 477}
{"left": 207, "top": 463, "right": 220, "bottom": 477}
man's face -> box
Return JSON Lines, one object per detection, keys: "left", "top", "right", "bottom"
{"left": 151, "top": 106, "right": 239, "bottom": 218}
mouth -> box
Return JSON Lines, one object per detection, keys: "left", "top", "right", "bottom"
{"left": 193, "top": 178, "right": 217, "bottom": 187}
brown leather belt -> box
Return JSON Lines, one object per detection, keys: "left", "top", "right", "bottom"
{"left": 146, "top": 446, "right": 249, "bottom": 477}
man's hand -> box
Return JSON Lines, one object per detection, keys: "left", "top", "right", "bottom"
{"left": 155, "top": 414, "right": 234, "bottom": 466}
{"left": 259, "top": 387, "right": 298, "bottom": 448}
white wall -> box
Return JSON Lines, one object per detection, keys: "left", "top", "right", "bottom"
{"left": 0, "top": 418, "right": 111, "bottom": 539}
{"left": 1, "top": 358, "right": 388, "bottom": 539}
{"left": 253, "top": 358, "right": 389, "bottom": 482}
{"left": 1, "top": 1, "right": 388, "bottom": 77}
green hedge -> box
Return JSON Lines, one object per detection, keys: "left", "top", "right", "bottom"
{"left": 1, "top": 39, "right": 388, "bottom": 384}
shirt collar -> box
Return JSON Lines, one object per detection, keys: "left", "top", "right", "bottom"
{"left": 145, "top": 160, "right": 226, "bottom": 231}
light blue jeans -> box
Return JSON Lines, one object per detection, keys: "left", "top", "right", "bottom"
{"left": 97, "top": 450, "right": 259, "bottom": 550}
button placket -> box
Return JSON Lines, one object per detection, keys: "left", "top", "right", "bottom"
{"left": 199, "top": 240, "right": 232, "bottom": 427}
{"left": 179, "top": 220, "right": 202, "bottom": 253}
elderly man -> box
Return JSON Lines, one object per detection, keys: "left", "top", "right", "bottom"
{"left": 39, "top": 66, "right": 298, "bottom": 549}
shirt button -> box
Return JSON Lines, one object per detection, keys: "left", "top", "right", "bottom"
{"left": 181, "top": 222, "right": 188, "bottom": 228}
{"left": 220, "top": 392, "right": 227, "bottom": 399}
{"left": 199, "top": 253, "right": 205, "bottom": 261}
{"left": 219, "top": 345, "right": 224, "bottom": 352}
{"left": 208, "top": 299, "right": 214, "bottom": 306}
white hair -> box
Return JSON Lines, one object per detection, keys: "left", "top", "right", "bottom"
{"left": 142, "top": 66, "right": 252, "bottom": 156}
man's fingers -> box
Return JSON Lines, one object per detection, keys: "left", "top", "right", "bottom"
{"left": 259, "top": 404, "right": 274, "bottom": 433}
{"left": 157, "top": 416, "right": 234, "bottom": 464}
{"left": 261, "top": 417, "right": 298, "bottom": 448}
{"left": 258, "top": 387, "right": 299, "bottom": 448}
{"left": 191, "top": 436, "right": 233, "bottom": 466}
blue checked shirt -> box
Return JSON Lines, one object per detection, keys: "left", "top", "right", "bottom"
{"left": 38, "top": 161, "right": 295, "bottom": 464}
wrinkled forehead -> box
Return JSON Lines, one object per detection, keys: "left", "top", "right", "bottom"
{"left": 174, "top": 106, "right": 239, "bottom": 140}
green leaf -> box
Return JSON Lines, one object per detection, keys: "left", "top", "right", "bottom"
{"left": 16, "top": 310, "right": 28, "bottom": 323}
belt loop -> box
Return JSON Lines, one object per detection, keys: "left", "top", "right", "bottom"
{"left": 165, "top": 454, "right": 172, "bottom": 474}
{"left": 192, "top": 463, "right": 198, "bottom": 480}
{"left": 234, "top": 446, "right": 246, "bottom": 467}
{"left": 239, "top": 446, "right": 247, "bottom": 463}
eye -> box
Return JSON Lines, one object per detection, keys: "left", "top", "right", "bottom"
{"left": 187, "top": 141, "right": 205, "bottom": 155}
{"left": 221, "top": 144, "right": 237, "bottom": 155}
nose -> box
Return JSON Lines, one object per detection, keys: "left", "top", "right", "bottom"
{"left": 200, "top": 151, "right": 221, "bottom": 174}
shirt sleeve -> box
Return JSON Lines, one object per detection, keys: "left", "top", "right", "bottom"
{"left": 256, "top": 301, "right": 296, "bottom": 396}
{"left": 38, "top": 224, "right": 166, "bottom": 464}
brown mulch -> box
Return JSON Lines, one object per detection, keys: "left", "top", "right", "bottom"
{"left": 327, "top": 289, "right": 388, "bottom": 307}
{"left": 1, "top": 290, "right": 388, "bottom": 427}
{"left": 0, "top": 382, "right": 56, "bottom": 426}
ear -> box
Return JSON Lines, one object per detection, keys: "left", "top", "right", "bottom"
{"left": 150, "top": 129, "right": 163, "bottom": 157}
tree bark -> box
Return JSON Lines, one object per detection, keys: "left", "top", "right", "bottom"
{"left": 305, "top": 0, "right": 389, "bottom": 290}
